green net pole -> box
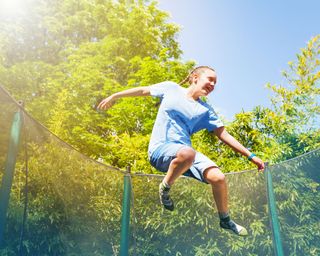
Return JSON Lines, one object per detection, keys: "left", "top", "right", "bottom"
{"left": 0, "top": 110, "right": 23, "bottom": 245}
{"left": 265, "top": 163, "right": 284, "bottom": 256}
{"left": 120, "top": 166, "right": 131, "bottom": 256}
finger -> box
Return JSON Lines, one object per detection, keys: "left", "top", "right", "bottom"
{"left": 98, "top": 100, "right": 109, "bottom": 110}
{"left": 258, "top": 164, "right": 265, "bottom": 172}
{"left": 97, "top": 100, "right": 105, "bottom": 109}
{"left": 100, "top": 101, "right": 112, "bottom": 110}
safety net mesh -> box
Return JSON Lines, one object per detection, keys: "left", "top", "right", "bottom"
{"left": 0, "top": 86, "right": 124, "bottom": 255}
{"left": 131, "top": 172, "right": 271, "bottom": 255}
{"left": 0, "top": 85, "right": 319, "bottom": 255}
{"left": 269, "top": 150, "right": 320, "bottom": 255}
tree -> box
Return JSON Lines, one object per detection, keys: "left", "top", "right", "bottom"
{"left": 0, "top": 0, "right": 191, "bottom": 172}
{"left": 254, "top": 35, "right": 320, "bottom": 160}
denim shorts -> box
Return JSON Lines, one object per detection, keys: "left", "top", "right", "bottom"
{"left": 149, "top": 143, "right": 218, "bottom": 183}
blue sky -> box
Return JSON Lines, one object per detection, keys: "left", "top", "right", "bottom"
{"left": 157, "top": 0, "right": 320, "bottom": 121}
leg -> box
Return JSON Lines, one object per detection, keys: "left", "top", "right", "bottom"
{"left": 159, "top": 146, "right": 195, "bottom": 211}
{"left": 203, "top": 167, "right": 228, "bottom": 213}
{"left": 204, "top": 167, "right": 248, "bottom": 236}
{"left": 163, "top": 147, "right": 196, "bottom": 186}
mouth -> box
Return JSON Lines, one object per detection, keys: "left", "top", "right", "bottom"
{"left": 204, "top": 85, "right": 214, "bottom": 94}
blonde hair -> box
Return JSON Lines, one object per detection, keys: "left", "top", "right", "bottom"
{"left": 179, "top": 66, "right": 215, "bottom": 85}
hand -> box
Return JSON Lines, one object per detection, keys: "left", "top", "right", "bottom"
{"left": 251, "top": 156, "right": 265, "bottom": 172}
{"left": 97, "top": 95, "right": 116, "bottom": 110}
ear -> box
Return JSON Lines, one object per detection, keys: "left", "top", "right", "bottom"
{"left": 192, "top": 74, "right": 199, "bottom": 84}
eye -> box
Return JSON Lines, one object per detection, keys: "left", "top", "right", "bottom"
{"left": 208, "top": 77, "right": 216, "bottom": 84}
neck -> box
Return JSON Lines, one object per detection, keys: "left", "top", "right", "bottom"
{"left": 186, "top": 85, "right": 201, "bottom": 100}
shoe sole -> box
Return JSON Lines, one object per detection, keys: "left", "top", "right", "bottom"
{"left": 220, "top": 226, "right": 248, "bottom": 236}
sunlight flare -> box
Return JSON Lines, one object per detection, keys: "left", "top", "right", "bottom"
{"left": 0, "top": 0, "right": 26, "bottom": 18}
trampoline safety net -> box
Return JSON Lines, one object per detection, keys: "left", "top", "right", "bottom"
{"left": 0, "top": 85, "right": 319, "bottom": 256}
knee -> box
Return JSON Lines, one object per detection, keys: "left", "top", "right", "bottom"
{"left": 205, "top": 168, "right": 226, "bottom": 185}
{"left": 176, "top": 147, "right": 196, "bottom": 164}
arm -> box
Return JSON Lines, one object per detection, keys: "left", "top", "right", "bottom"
{"left": 213, "top": 126, "right": 265, "bottom": 171}
{"left": 97, "top": 86, "right": 151, "bottom": 110}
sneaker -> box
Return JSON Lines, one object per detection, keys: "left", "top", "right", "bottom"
{"left": 220, "top": 219, "right": 248, "bottom": 236}
{"left": 159, "top": 182, "right": 174, "bottom": 211}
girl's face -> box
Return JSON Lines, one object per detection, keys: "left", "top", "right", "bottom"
{"left": 193, "top": 69, "right": 217, "bottom": 96}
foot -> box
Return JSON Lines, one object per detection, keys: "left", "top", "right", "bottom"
{"left": 159, "top": 182, "right": 174, "bottom": 211}
{"left": 220, "top": 219, "right": 248, "bottom": 236}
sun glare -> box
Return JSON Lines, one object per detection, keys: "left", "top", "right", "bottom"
{"left": 0, "top": 0, "right": 26, "bottom": 19}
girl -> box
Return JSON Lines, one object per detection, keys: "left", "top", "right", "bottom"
{"left": 98, "top": 66, "right": 264, "bottom": 236}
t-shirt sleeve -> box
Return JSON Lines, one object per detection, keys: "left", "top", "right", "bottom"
{"left": 149, "top": 81, "right": 178, "bottom": 99}
{"left": 204, "top": 103, "right": 224, "bottom": 132}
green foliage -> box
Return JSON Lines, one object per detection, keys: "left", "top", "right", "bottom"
{"left": 1, "top": 126, "right": 124, "bottom": 255}
{"left": 0, "top": 0, "right": 319, "bottom": 172}
{"left": 0, "top": 0, "right": 194, "bottom": 173}
{"left": 0, "top": 2, "right": 320, "bottom": 255}
{"left": 130, "top": 172, "right": 273, "bottom": 255}
{"left": 263, "top": 35, "right": 320, "bottom": 159}
{"left": 191, "top": 110, "right": 282, "bottom": 173}
{"left": 270, "top": 150, "right": 320, "bottom": 256}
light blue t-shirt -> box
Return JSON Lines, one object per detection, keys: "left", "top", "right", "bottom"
{"left": 148, "top": 81, "right": 224, "bottom": 156}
